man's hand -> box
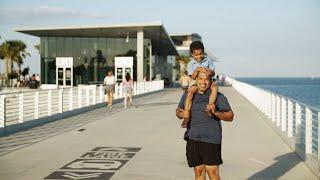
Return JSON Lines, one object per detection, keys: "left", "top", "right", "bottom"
{"left": 176, "top": 108, "right": 184, "bottom": 119}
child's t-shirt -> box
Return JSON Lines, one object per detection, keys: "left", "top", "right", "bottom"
{"left": 187, "top": 56, "right": 215, "bottom": 78}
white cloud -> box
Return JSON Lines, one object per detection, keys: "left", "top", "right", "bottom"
{"left": 0, "top": 6, "right": 111, "bottom": 25}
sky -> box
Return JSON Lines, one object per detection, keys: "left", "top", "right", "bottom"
{"left": 0, "top": 0, "right": 319, "bottom": 77}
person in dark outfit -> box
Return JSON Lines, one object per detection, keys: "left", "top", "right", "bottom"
{"left": 176, "top": 69, "right": 234, "bottom": 180}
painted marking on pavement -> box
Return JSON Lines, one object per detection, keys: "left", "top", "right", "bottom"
{"left": 44, "top": 147, "right": 141, "bottom": 179}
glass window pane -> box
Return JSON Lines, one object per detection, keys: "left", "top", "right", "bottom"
{"left": 56, "top": 37, "right": 64, "bottom": 56}
{"left": 65, "top": 38, "right": 73, "bottom": 57}
{"left": 48, "top": 37, "right": 56, "bottom": 58}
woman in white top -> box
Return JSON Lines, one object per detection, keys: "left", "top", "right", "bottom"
{"left": 103, "top": 70, "right": 116, "bottom": 109}
{"left": 122, "top": 73, "right": 133, "bottom": 108}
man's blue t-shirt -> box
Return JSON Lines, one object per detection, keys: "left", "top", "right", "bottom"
{"left": 178, "top": 89, "right": 232, "bottom": 144}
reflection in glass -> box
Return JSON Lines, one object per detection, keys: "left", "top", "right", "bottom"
{"left": 41, "top": 36, "right": 138, "bottom": 84}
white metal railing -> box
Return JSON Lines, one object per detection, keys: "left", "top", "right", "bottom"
{"left": 0, "top": 80, "right": 164, "bottom": 128}
{"left": 231, "top": 78, "right": 320, "bottom": 166}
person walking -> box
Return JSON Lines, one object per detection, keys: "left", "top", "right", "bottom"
{"left": 103, "top": 70, "right": 116, "bottom": 110}
{"left": 179, "top": 71, "right": 191, "bottom": 92}
{"left": 122, "top": 72, "right": 133, "bottom": 108}
{"left": 176, "top": 69, "right": 234, "bottom": 180}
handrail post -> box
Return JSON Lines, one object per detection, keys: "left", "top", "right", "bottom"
{"left": 34, "top": 91, "right": 39, "bottom": 119}
{"left": 305, "top": 107, "right": 312, "bottom": 154}
{"left": 276, "top": 96, "right": 281, "bottom": 126}
{"left": 318, "top": 112, "right": 320, "bottom": 161}
{"left": 48, "top": 90, "right": 52, "bottom": 116}
{"left": 69, "top": 88, "right": 73, "bottom": 111}
{"left": 92, "top": 86, "right": 96, "bottom": 105}
{"left": 272, "top": 94, "right": 276, "bottom": 122}
{"left": 119, "top": 83, "right": 123, "bottom": 99}
{"left": 287, "top": 99, "right": 293, "bottom": 137}
{"left": 0, "top": 95, "right": 6, "bottom": 128}
{"left": 18, "top": 93, "right": 24, "bottom": 123}
{"left": 78, "top": 87, "right": 82, "bottom": 108}
{"left": 295, "top": 103, "right": 302, "bottom": 135}
{"left": 59, "top": 89, "right": 63, "bottom": 113}
{"left": 86, "top": 87, "right": 90, "bottom": 106}
{"left": 281, "top": 97, "right": 287, "bottom": 132}
{"left": 99, "top": 85, "right": 103, "bottom": 103}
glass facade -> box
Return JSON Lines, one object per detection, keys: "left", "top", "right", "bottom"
{"left": 40, "top": 37, "right": 151, "bottom": 85}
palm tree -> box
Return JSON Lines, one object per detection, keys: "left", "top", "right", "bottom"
{"left": 0, "top": 40, "right": 30, "bottom": 78}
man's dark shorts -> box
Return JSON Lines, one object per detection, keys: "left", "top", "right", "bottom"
{"left": 186, "top": 139, "right": 223, "bottom": 167}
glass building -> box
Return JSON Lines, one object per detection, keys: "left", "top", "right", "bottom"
{"left": 16, "top": 22, "right": 178, "bottom": 86}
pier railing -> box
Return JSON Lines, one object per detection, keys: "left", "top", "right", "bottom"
{"left": 230, "top": 77, "right": 319, "bottom": 175}
{"left": 0, "top": 80, "right": 164, "bottom": 128}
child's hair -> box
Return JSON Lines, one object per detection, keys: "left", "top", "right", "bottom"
{"left": 125, "top": 73, "right": 131, "bottom": 81}
{"left": 190, "top": 41, "right": 204, "bottom": 54}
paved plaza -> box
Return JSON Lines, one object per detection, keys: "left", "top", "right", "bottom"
{"left": 0, "top": 87, "right": 317, "bottom": 179}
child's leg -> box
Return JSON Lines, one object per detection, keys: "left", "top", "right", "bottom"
{"left": 182, "top": 85, "right": 197, "bottom": 127}
{"left": 129, "top": 92, "right": 132, "bottom": 105}
{"left": 124, "top": 93, "right": 127, "bottom": 108}
{"left": 209, "top": 82, "right": 218, "bottom": 105}
{"left": 207, "top": 82, "right": 218, "bottom": 114}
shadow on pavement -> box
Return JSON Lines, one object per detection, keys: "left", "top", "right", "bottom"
{"left": 248, "top": 152, "right": 303, "bottom": 179}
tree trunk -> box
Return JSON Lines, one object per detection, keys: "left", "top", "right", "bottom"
{"left": 7, "top": 58, "right": 12, "bottom": 74}
{"left": 17, "top": 63, "right": 21, "bottom": 74}
{"left": 4, "top": 58, "right": 8, "bottom": 77}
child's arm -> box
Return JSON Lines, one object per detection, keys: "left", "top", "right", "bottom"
{"left": 190, "top": 67, "right": 207, "bottom": 80}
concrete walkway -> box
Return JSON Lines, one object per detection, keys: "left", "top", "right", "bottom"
{"left": 0, "top": 87, "right": 317, "bottom": 180}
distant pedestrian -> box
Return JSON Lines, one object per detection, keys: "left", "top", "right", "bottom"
{"left": 122, "top": 73, "right": 133, "bottom": 108}
{"left": 36, "top": 74, "right": 40, "bottom": 87}
{"left": 19, "top": 73, "right": 24, "bottom": 87}
{"left": 24, "top": 74, "right": 30, "bottom": 86}
{"left": 179, "top": 71, "right": 191, "bottom": 92}
{"left": 103, "top": 70, "right": 116, "bottom": 110}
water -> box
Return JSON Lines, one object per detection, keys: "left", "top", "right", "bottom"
{"left": 236, "top": 77, "right": 320, "bottom": 110}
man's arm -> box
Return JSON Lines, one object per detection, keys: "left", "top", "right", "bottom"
{"left": 213, "top": 111, "right": 234, "bottom": 122}
{"left": 176, "top": 92, "right": 187, "bottom": 119}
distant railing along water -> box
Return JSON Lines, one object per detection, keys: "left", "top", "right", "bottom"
{"left": 227, "top": 77, "right": 319, "bottom": 176}
{"left": 0, "top": 80, "right": 164, "bottom": 128}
